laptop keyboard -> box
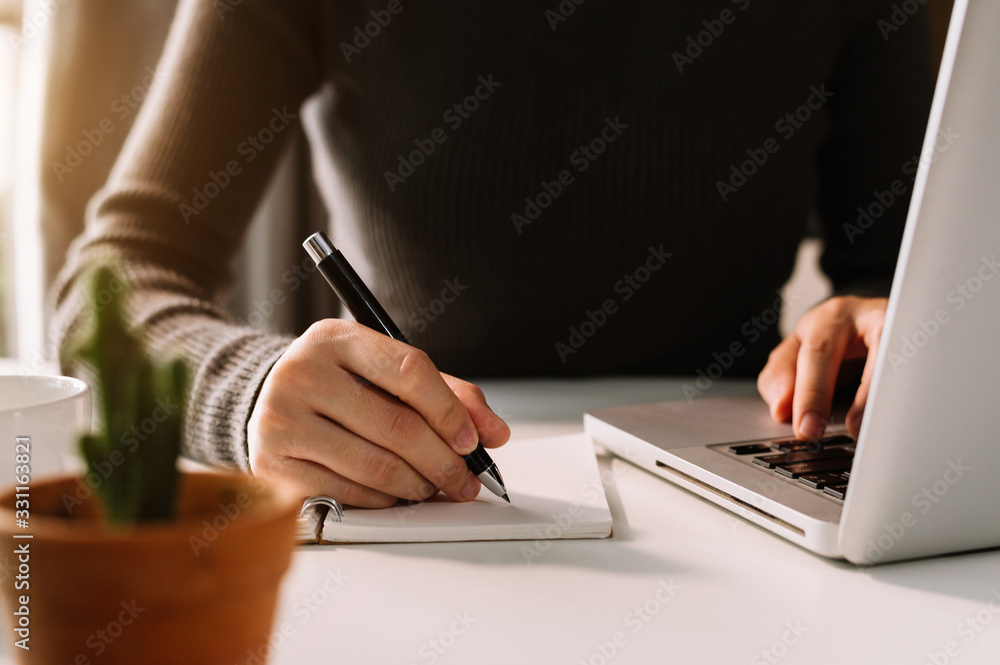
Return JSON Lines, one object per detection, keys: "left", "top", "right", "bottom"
{"left": 726, "top": 435, "right": 856, "bottom": 501}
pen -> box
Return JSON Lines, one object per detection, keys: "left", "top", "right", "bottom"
{"left": 303, "top": 231, "right": 510, "bottom": 503}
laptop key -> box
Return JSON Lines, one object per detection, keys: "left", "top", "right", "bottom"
{"left": 819, "top": 435, "right": 855, "bottom": 446}
{"left": 775, "top": 434, "right": 855, "bottom": 452}
{"left": 797, "top": 472, "right": 846, "bottom": 490}
{"left": 729, "top": 443, "right": 773, "bottom": 455}
{"left": 774, "top": 439, "right": 815, "bottom": 452}
{"left": 775, "top": 458, "right": 853, "bottom": 478}
{"left": 823, "top": 483, "right": 850, "bottom": 500}
{"left": 775, "top": 441, "right": 829, "bottom": 453}
{"left": 752, "top": 447, "right": 853, "bottom": 469}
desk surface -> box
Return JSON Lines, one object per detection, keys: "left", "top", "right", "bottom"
{"left": 268, "top": 378, "right": 1000, "bottom": 665}
{"left": 1, "top": 377, "right": 995, "bottom": 663}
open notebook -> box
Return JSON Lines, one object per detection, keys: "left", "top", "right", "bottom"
{"left": 297, "top": 433, "right": 613, "bottom": 544}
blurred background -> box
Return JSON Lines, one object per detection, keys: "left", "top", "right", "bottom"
{"left": 0, "top": 0, "right": 954, "bottom": 373}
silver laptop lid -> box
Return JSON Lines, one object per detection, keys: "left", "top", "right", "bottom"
{"left": 840, "top": 0, "right": 1000, "bottom": 563}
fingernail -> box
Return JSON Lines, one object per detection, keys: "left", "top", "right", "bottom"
{"left": 455, "top": 425, "right": 478, "bottom": 454}
{"left": 800, "top": 412, "right": 825, "bottom": 440}
{"left": 461, "top": 475, "right": 481, "bottom": 501}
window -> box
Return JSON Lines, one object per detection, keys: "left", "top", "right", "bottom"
{"left": 0, "top": 2, "right": 18, "bottom": 357}
{"left": 1, "top": 0, "right": 50, "bottom": 369}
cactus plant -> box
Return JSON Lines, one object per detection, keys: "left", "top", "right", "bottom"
{"left": 64, "top": 265, "right": 186, "bottom": 524}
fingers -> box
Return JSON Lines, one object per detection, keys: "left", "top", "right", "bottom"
{"left": 791, "top": 315, "right": 851, "bottom": 440}
{"left": 757, "top": 296, "right": 888, "bottom": 441}
{"left": 757, "top": 336, "right": 799, "bottom": 423}
{"left": 442, "top": 374, "right": 511, "bottom": 449}
{"left": 248, "top": 319, "right": 493, "bottom": 507}
{"left": 247, "top": 378, "right": 409, "bottom": 508}
{"left": 316, "top": 374, "right": 482, "bottom": 502}
{"left": 318, "top": 322, "right": 481, "bottom": 456}
{"left": 284, "top": 402, "right": 440, "bottom": 502}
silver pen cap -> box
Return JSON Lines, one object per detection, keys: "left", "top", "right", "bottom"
{"left": 303, "top": 231, "right": 335, "bottom": 264}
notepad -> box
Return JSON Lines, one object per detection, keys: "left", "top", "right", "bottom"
{"left": 297, "top": 433, "right": 613, "bottom": 544}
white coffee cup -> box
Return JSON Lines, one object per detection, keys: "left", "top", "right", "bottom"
{"left": 0, "top": 375, "right": 91, "bottom": 486}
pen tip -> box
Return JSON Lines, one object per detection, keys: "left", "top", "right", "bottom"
{"left": 502, "top": 494, "right": 510, "bottom": 504}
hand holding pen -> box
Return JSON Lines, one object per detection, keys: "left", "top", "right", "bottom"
{"left": 303, "top": 232, "right": 509, "bottom": 502}
{"left": 245, "top": 233, "right": 511, "bottom": 508}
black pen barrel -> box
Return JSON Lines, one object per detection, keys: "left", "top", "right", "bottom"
{"left": 318, "top": 253, "right": 408, "bottom": 343}
{"left": 305, "top": 231, "right": 408, "bottom": 342}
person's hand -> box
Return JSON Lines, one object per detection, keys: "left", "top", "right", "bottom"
{"left": 247, "top": 319, "right": 511, "bottom": 508}
{"left": 757, "top": 296, "right": 888, "bottom": 440}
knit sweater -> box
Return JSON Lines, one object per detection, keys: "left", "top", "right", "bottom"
{"left": 52, "top": 0, "right": 933, "bottom": 467}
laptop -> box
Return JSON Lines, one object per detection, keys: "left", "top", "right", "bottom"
{"left": 584, "top": 0, "right": 1000, "bottom": 565}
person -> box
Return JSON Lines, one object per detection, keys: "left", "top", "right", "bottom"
{"left": 52, "top": 0, "right": 934, "bottom": 508}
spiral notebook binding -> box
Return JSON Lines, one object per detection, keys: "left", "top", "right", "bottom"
{"left": 300, "top": 496, "right": 345, "bottom": 523}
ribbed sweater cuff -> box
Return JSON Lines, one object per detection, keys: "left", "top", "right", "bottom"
{"left": 182, "top": 330, "right": 294, "bottom": 470}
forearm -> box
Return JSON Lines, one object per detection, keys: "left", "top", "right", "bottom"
{"left": 53, "top": 263, "right": 294, "bottom": 466}
{"left": 50, "top": 0, "right": 321, "bottom": 467}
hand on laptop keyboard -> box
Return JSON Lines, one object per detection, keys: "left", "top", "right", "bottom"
{"left": 756, "top": 296, "right": 888, "bottom": 441}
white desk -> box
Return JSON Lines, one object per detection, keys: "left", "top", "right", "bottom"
{"left": 268, "top": 378, "right": 1000, "bottom": 665}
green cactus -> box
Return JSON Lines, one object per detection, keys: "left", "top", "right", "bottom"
{"left": 66, "top": 265, "right": 186, "bottom": 524}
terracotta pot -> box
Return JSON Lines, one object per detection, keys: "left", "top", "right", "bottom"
{"left": 0, "top": 472, "right": 299, "bottom": 664}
